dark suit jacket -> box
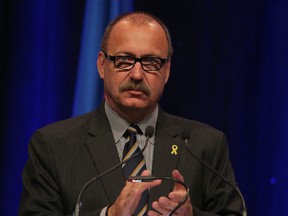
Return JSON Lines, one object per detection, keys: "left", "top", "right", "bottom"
{"left": 19, "top": 103, "right": 243, "bottom": 215}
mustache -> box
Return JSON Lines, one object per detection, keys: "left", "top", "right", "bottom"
{"left": 119, "top": 80, "right": 151, "bottom": 96}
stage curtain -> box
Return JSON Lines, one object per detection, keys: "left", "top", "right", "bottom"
{"left": 135, "top": 1, "right": 288, "bottom": 216}
{"left": 0, "top": 1, "right": 133, "bottom": 215}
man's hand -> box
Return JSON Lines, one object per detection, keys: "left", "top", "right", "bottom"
{"left": 108, "top": 170, "right": 161, "bottom": 216}
{"left": 148, "top": 170, "right": 193, "bottom": 216}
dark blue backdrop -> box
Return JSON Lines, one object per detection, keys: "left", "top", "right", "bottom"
{"left": 1, "top": 0, "right": 287, "bottom": 215}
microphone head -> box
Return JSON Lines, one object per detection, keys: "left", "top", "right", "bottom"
{"left": 145, "top": 126, "right": 154, "bottom": 138}
{"left": 181, "top": 129, "right": 190, "bottom": 142}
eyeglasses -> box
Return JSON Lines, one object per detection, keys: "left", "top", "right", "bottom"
{"left": 103, "top": 52, "right": 168, "bottom": 72}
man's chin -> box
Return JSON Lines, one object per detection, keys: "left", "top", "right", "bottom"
{"left": 123, "top": 103, "right": 147, "bottom": 110}
{"left": 121, "top": 98, "right": 149, "bottom": 109}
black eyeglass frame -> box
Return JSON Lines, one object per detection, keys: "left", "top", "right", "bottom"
{"left": 103, "top": 52, "right": 168, "bottom": 72}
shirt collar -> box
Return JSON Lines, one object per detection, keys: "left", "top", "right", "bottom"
{"left": 104, "top": 101, "right": 158, "bottom": 143}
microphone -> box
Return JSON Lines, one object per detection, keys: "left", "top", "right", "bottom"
{"left": 73, "top": 126, "right": 154, "bottom": 216}
{"left": 181, "top": 130, "right": 247, "bottom": 216}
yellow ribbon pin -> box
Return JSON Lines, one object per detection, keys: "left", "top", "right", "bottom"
{"left": 171, "top": 144, "right": 178, "bottom": 155}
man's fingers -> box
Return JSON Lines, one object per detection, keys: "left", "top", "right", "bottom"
{"left": 151, "top": 197, "right": 178, "bottom": 215}
{"left": 172, "top": 170, "right": 187, "bottom": 192}
{"left": 172, "top": 169, "right": 184, "bottom": 182}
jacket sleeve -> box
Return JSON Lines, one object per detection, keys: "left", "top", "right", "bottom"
{"left": 19, "top": 130, "right": 65, "bottom": 215}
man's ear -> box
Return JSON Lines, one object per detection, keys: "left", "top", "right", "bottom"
{"left": 97, "top": 51, "right": 105, "bottom": 79}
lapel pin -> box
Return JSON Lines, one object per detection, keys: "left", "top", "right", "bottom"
{"left": 171, "top": 144, "right": 178, "bottom": 155}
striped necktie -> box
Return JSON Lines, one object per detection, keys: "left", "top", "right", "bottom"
{"left": 122, "top": 124, "right": 148, "bottom": 216}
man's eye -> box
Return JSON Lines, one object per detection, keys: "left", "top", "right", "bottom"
{"left": 143, "top": 57, "right": 160, "bottom": 65}
{"left": 116, "top": 56, "right": 133, "bottom": 62}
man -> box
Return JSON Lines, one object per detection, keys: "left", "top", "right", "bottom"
{"left": 19, "top": 11, "right": 243, "bottom": 216}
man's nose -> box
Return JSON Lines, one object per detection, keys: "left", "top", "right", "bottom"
{"left": 129, "top": 62, "right": 145, "bottom": 80}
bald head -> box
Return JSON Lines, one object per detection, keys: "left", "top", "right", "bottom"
{"left": 100, "top": 11, "right": 173, "bottom": 58}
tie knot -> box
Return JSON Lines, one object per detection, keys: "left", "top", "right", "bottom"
{"left": 124, "top": 124, "right": 143, "bottom": 138}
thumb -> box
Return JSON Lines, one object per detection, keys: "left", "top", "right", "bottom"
{"left": 172, "top": 170, "right": 186, "bottom": 191}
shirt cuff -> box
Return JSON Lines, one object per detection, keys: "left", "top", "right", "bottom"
{"left": 100, "top": 206, "right": 109, "bottom": 216}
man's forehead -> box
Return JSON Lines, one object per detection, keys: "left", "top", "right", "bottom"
{"left": 106, "top": 19, "right": 168, "bottom": 56}
{"left": 114, "top": 18, "right": 159, "bottom": 30}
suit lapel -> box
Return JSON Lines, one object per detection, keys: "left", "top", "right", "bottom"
{"left": 84, "top": 104, "right": 125, "bottom": 204}
{"left": 149, "top": 110, "right": 183, "bottom": 206}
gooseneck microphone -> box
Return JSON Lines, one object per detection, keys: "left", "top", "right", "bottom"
{"left": 181, "top": 130, "right": 247, "bottom": 216}
{"left": 73, "top": 126, "right": 154, "bottom": 216}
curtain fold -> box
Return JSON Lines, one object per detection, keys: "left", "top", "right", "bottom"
{"left": 1, "top": 1, "right": 133, "bottom": 215}
{"left": 72, "top": 0, "right": 133, "bottom": 116}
